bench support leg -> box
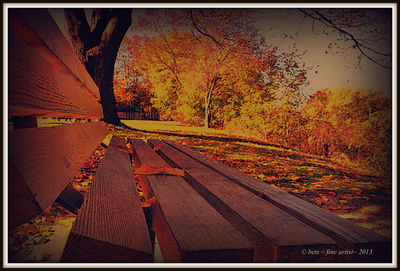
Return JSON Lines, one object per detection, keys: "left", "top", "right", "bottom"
{"left": 56, "top": 184, "right": 84, "bottom": 214}
{"left": 11, "top": 116, "right": 37, "bottom": 129}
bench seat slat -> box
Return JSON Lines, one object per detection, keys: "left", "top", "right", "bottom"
{"left": 163, "top": 140, "right": 391, "bottom": 262}
{"left": 61, "top": 136, "right": 153, "bottom": 263}
{"left": 8, "top": 122, "right": 109, "bottom": 229}
{"left": 130, "top": 139, "right": 254, "bottom": 263}
{"left": 148, "top": 139, "right": 337, "bottom": 263}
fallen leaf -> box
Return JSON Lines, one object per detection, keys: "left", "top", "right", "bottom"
{"left": 110, "top": 146, "right": 131, "bottom": 153}
{"left": 40, "top": 252, "right": 51, "bottom": 262}
{"left": 163, "top": 167, "right": 185, "bottom": 176}
{"left": 153, "top": 144, "right": 165, "bottom": 151}
{"left": 127, "top": 143, "right": 135, "bottom": 154}
{"left": 135, "top": 164, "right": 185, "bottom": 176}
{"left": 142, "top": 196, "right": 157, "bottom": 207}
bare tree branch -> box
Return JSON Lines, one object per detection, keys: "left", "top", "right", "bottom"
{"left": 189, "top": 9, "right": 224, "bottom": 49}
{"left": 90, "top": 9, "right": 111, "bottom": 46}
{"left": 64, "top": 9, "right": 91, "bottom": 63}
{"left": 298, "top": 8, "right": 392, "bottom": 69}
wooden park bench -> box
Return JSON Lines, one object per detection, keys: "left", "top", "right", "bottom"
{"left": 131, "top": 139, "right": 391, "bottom": 263}
{"left": 8, "top": 8, "right": 391, "bottom": 263}
{"left": 8, "top": 8, "right": 153, "bottom": 262}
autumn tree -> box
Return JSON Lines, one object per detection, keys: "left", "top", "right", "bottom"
{"left": 113, "top": 36, "right": 154, "bottom": 113}
{"left": 301, "top": 87, "right": 391, "bottom": 175}
{"left": 64, "top": 8, "right": 132, "bottom": 124}
{"left": 113, "top": 68, "right": 153, "bottom": 113}
{"left": 129, "top": 9, "right": 308, "bottom": 128}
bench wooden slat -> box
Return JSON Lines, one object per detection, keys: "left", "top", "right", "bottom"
{"left": 8, "top": 122, "right": 109, "bottom": 229}
{"left": 61, "top": 136, "right": 153, "bottom": 263}
{"left": 130, "top": 139, "right": 254, "bottom": 263}
{"left": 10, "top": 8, "right": 100, "bottom": 100}
{"left": 148, "top": 139, "right": 336, "bottom": 263}
{"left": 163, "top": 140, "right": 391, "bottom": 262}
{"left": 9, "top": 13, "right": 103, "bottom": 118}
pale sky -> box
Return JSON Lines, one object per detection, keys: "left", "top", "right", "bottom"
{"left": 49, "top": 7, "right": 393, "bottom": 97}
{"left": 252, "top": 9, "right": 392, "bottom": 96}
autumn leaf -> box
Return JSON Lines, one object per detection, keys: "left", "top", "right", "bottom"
{"left": 135, "top": 164, "right": 185, "bottom": 176}
{"left": 127, "top": 142, "right": 135, "bottom": 154}
{"left": 163, "top": 167, "right": 185, "bottom": 176}
{"left": 40, "top": 252, "right": 52, "bottom": 262}
{"left": 111, "top": 146, "right": 131, "bottom": 153}
{"left": 153, "top": 144, "right": 165, "bottom": 151}
{"left": 142, "top": 196, "right": 157, "bottom": 207}
{"left": 318, "top": 194, "right": 329, "bottom": 203}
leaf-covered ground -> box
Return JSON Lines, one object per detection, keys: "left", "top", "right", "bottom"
{"left": 9, "top": 119, "right": 392, "bottom": 263}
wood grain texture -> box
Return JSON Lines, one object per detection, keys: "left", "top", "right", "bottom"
{"left": 9, "top": 8, "right": 99, "bottom": 99}
{"left": 8, "top": 11, "right": 102, "bottom": 118}
{"left": 61, "top": 136, "right": 153, "bottom": 263}
{"left": 130, "top": 138, "right": 253, "bottom": 263}
{"left": 8, "top": 161, "right": 42, "bottom": 229}
{"left": 149, "top": 139, "right": 337, "bottom": 263}
{"left": 164, "top": 140, "right": 392, "bottom": 263}
{"left": 8, "top": 122, "right": 109, "bottom": 228}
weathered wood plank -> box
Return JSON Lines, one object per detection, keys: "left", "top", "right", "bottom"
{"left": 8, "top": 12, "right": 102, "bottom": 118}
{"left": 8, "top": 161, "right": 42, "bottom": 229}
{"left": 148, "top": 139, "right": 337, "bottom": 263}
{"left": 163, "top": 140, "right": 392, "bottom": 263}
{"left": 130, "top": 138, "right": 254, "bottom": 263}
{"left": 61, "top": 136, "right": 153, "bottom": 263}
{"left": 8, "top": 122, "right": 109, "bottom": 229}
{"left": 9, "top": 8, "right": 100, "bottom": 99}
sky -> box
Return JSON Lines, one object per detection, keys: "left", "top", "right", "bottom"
{"left": 49, "top": 7, "right": 393, "bottom": 97}
{"left": 252, "top": 9, "right": 392, "bottom": 96}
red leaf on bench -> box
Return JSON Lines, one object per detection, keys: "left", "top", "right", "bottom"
{"left": 110, "top": 144, "right": 134, "bottom": 154}
{"left": 164, "top": 167, "right": 185, "bottom": 176}
{"left": 109, "top": 146, "right": 129, "bottom": 153}
{"left": 127, "top": 143, "right": 135, "bottom": 154}
{"left": 142, "top": 196, "right": 157, "bottom": 207}
{"left": 135, "top": 164, "right": 185, "bottom": 176}
{"left": 153, "top": 144, "right": 165, "bottom": 151}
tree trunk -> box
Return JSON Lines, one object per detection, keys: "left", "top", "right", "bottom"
{"left": 203, "top": 76, "right": 220, "bottom": 128}
{"left": 64, "top": 8, "right": 132, "bottom": 125}
{"left": 87, "top": 44, "right": 122, "bottom": 124}
{"left": 204, "top": 104, "right": 210, "bottom": 128}
{"left": 368, "top": 106, "right": 372, "bottom": 122}
{"left": 323, "top": 143, "right": 330, "bottom": 158}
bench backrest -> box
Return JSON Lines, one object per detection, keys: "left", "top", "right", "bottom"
{"left": 8, "top": 8, "right": 154, "bottom": 263}
{"left": 8, "top": 8, "right": 109, "bottom": 229}
{"left": 9, "top": 8, "right": 102, "bottom": 119}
